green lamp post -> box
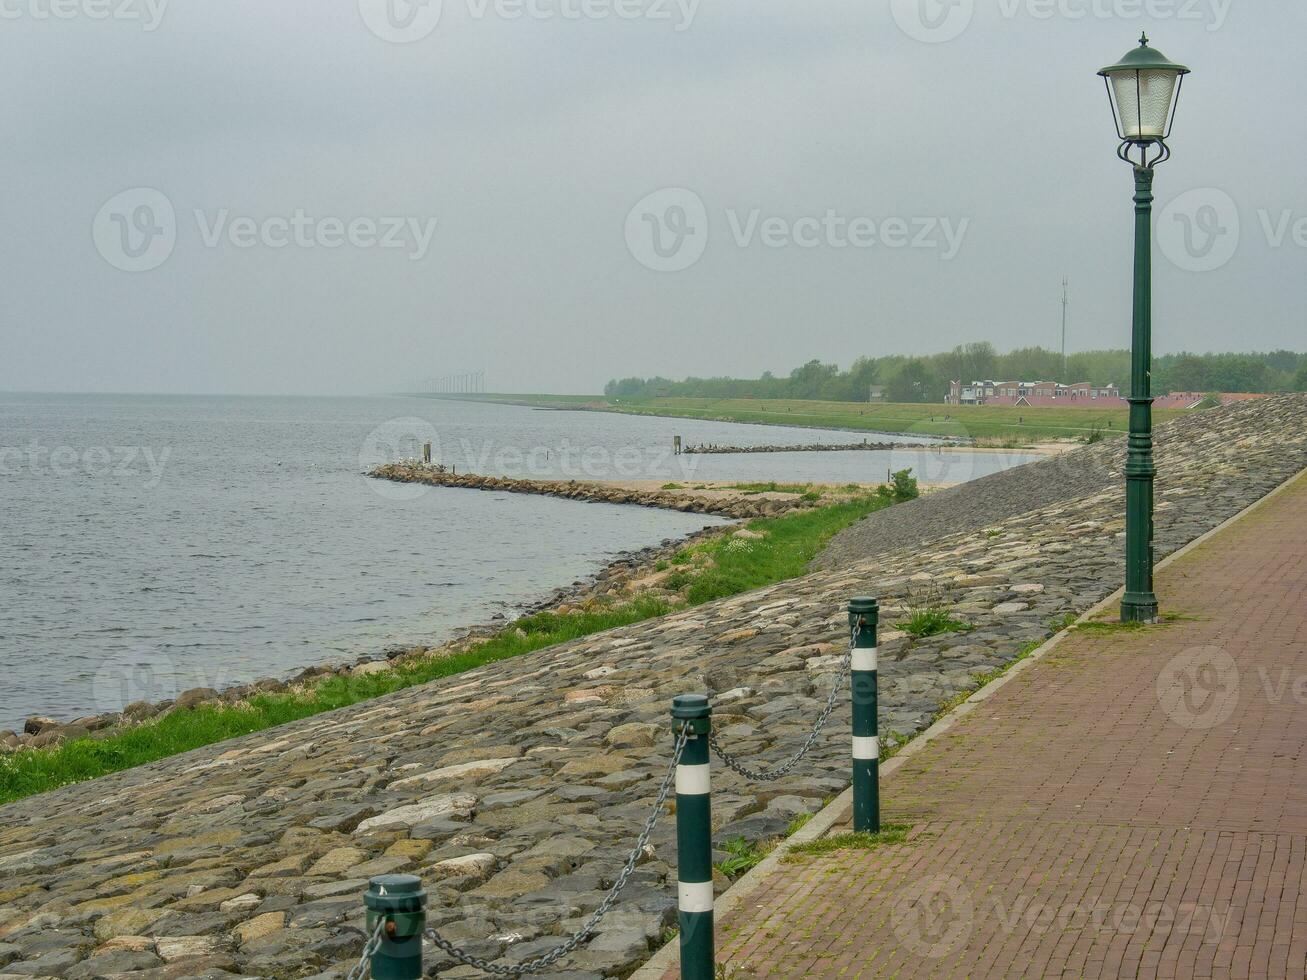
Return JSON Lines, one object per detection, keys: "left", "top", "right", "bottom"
{"left": 1099, "top": 34, "right": 1190, "bottom": 623}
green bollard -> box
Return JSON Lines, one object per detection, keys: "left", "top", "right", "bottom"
{"left": 363, "top": 874, "right": 427, "bottom": 979}
{"left": 849, "top": 597, "right": 880, "bottom": 833}
{"left": 672, "top": 694, "right": 714, "bottom": 980}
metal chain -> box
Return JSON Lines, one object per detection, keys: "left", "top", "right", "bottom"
{"left": 420, "top": 723, "right": 691, "bottom": 976}
{"left": 345, "top": 919, "right": 385, "bottom": 980}
{"left": 709, "top": 625, "right": 857, "bottom": 783}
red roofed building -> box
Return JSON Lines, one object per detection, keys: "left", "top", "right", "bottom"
{"left": 947, "top": 380, "right": 1122, "bottom": 407}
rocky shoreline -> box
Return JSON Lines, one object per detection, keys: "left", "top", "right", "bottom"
{"left": 0, "top": 397, "right": 1302, "bottom": 979}
{"left": 0, "top": 523, "right": 736, "bottom": 756}
{"left": 1, "top": 469, "right": 874, "bottom": 753}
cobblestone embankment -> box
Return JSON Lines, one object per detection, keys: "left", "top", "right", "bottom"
{"left": 814, "top": 401, "right": 1278, "bottom": 569}
{"left": 0, "top": 396, "right": 1303, "bottom": 979}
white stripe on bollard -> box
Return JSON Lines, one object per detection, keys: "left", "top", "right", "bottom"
{"left": 852, "top": 735, "right": 879, "bottom": 761}
{"left": 852, "top": 647, "right": 878, "bottom": 672}
{"left": 675, "top": 764, "right": 711, "bottom": 796}
{"left": 678, "top": 880, "right": 715, "bottom": 914}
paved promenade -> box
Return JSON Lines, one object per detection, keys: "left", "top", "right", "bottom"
{"left": 712, "top": 472, "right": 1307, "bottom": 979}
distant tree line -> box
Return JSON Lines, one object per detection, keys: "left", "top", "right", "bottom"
{"left": 606, "top": 344, "right": 1307, "bottom": 404}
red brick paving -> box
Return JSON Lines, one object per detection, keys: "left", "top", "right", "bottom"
{"left": 708, "top": 473, "right": 1307, "bottom": 979}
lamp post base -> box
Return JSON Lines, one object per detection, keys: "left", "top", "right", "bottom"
{"left": 1121, "top": 593, "right": 1160, "bottom": 624}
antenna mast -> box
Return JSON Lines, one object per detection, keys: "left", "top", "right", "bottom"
{"left": 1061, "top": 277, "right": 1069, "bottom": 382}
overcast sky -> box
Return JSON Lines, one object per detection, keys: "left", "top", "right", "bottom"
{"left": 0, "top": 0, "right": 1301, "bottom": 395}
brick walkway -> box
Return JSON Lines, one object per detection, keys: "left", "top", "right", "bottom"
{"left": 709, "top": 472, "right": 1307, "bottom": 979}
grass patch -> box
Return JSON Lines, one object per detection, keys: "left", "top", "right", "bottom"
{"left": 785, "top": 824, "right": 912, "bottom": 860}
{"left": 715, "top": 837, "right": 770, "bottom": 879}
{"left": 1, "top": 493, "right": 896, "bottom": 805}
{"left": 898, "top": 608, "right": 971, "bottom": 639}
{"left": 1073, "top": 619, "right": 1151, "bottom": 634}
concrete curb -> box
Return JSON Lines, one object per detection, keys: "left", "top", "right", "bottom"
{"left": 628, "top": 464, "right": 1307, "bottom": 980}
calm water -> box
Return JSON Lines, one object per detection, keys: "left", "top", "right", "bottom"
{"left": 0, "top": 394, "right": 1037, "bottom": 730}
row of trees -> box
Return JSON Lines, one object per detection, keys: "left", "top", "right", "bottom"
{"left": 605, "top": 344, "right": 1307, "bottom": 404}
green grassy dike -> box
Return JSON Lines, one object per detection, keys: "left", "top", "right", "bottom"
{"left": 432, "top": 392, "right": 1190, "bottom": 442}
{"left": 0, "top": 492, "right": 897, "bottom": 806}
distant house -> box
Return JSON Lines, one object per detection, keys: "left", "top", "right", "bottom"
{"left": 867, "top": 385, "right": 888, "bottom": 403}
{"left": 947, "top": 380, "right": 1122, "bottom": 407}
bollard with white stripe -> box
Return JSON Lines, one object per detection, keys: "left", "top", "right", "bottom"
{"left": 849, "top": 597, "right": 881, "bottom": 833}
{"left": 671, "top": 694, "right": 714, "bottom": 980}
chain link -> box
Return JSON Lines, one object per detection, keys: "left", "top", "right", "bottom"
{"left": 419, "top": 723, "right": 690, "bottom": 976}
{"left": 345, "top": 919, "right": 385, "bottom": 980}
{"left": 709, "top": 625, "right": 857, "bottom": 782}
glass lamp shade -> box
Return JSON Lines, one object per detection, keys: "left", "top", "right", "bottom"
{"left": 1100, "top": 36, "right": 1190, "bottom": 143}
{"left": 1108, "top": 69, "right": 1180, "bottom": 139}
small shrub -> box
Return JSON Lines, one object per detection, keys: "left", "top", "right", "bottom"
{"left": 900, "top": 607, "right": 970, "bottom": 638}
{"left": 897, "top": 583, "right": 969, "bottom": 638}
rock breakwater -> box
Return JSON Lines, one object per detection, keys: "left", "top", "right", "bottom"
{"left": 369, "top": 465, "right": 819, "bottom": 520}
{"left": 0, "top": 396, "right": 1302, "bottom": 978}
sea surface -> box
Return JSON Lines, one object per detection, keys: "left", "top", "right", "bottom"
{"left": 0, "top": 393, "right": 1039, "bottom": 730}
